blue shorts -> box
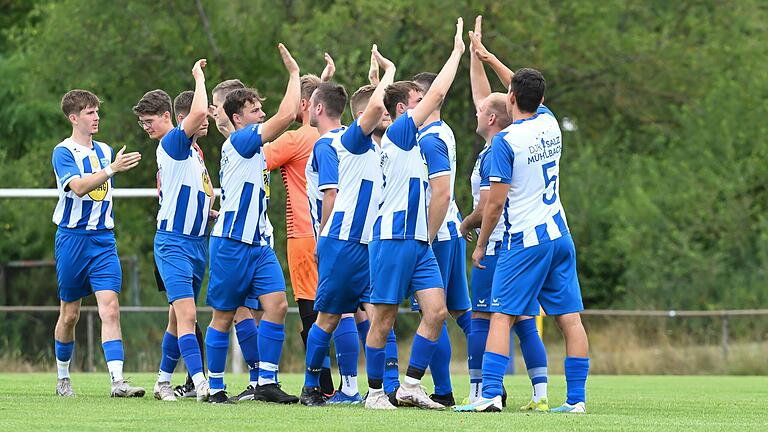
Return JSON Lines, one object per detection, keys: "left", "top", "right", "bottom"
{"left": 55, "top": 228, "right": 122, "bottom": 302}
{"left": 411, "top": 237, "right": 470, "bottom": 312}
{"left": 368, "top": 239, "right": 443, "bottom": 305}
{"left": 207, "top": 236, "right": 286, "bottom": 311}
{"left": 154, "top": 230, "right": 207, "bottom": 304}
{"left": 491, "top": 233, "right": 583, "bottom": 316}
{"left": 470, "top": 243, "right": 503, "bottom": 312}
{"left": 314, "top": 237, "right": 369, "bottom": 314}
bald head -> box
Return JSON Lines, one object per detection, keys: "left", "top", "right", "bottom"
{"left": 476, "top": 92, "right": 513, "bottom": 139}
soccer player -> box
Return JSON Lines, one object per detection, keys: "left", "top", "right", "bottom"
{"left": 299, "top": 45, "right": 395, "bottom": 407}
{"left": 409, "top": 70, "right": 471, "bottom": 407}
{"left": 204, "top": 43, "right": 300, "bottom": 404}
{"left": 364, "top": 18, "right": 465, "bottom": 410}
{"left": 458, "top": 16, "right": 549, "bottom": 410}
{"left": 151, "top": 90, "right": 214, "bottom": 401}
{"left": 52, "top": 90, "right": 144, "bottom": 398}
{"left": 134, "top": 59, "right": 212, "bottom": 402}
{"left": 263, "top": 55, "right": 339, "bottom": 397}
{"left": 455, "top": 38, "right": 590, "bottom": 414}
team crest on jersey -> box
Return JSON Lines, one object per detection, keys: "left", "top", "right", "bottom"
{"left": 88, "top": 181, "right": 109, "bottom": 201}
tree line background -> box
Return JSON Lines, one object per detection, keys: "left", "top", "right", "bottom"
{"left": 1, "top": 0, "right": 767, "bottom": 370}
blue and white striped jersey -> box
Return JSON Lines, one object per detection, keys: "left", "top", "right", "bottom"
{"left": 156, "top": 122, "right": 214, "bottom": 237}
{"left": 418, "top": 120, "right": 462, "bottom": 241}
{"left": 373, "top": 110, "right": 429, "bottom": 242}
{"left": 490, "top": 105, "right": 569, "bottom": 249}
{"left": 52, "top": 138, "right": 115, "bottom": 231}
{"left": 309, "top": 120, "right": 382, "bottom": 244}
{"left": 305, "top": 143, "right": 323, "bottom": 240}
{"left": 210, "top": 123, "right": 271, "bottom": 246}
{"left": 470, "top": 144, "right": 506, "bottom": 255}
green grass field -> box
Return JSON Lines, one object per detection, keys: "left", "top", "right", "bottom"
{"left": 0, "top": 373, "right": 765, "bottom": 431}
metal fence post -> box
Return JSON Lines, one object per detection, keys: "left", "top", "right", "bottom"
{"left": 87, "top": 311, "right": 95, "bottom": 372}
{"left": 721, "top": 315, "right": 729, "bottom": 362}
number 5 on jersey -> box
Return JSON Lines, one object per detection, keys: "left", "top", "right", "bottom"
{"left": 542, "top": 160, "right": 558, "bottom": 205}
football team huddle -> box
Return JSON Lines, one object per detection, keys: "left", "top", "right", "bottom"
{"left": 50, "top": 16, "right": 590, "bottom": 413}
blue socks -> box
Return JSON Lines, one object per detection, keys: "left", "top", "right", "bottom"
{"left": 565, "top": 356, "right": 589, "bottom": 405}
{"left": 178, "top": 333, "right": 205, "bottom": 387}
{"left": 158, "top": 332, "right": 179, "bottom": 382}
{"left": 205, "top": 327, "right": 229, "bottom": 393}
{"left": 356, "top": 319, "right": 370, "bottom": 347}
{"left": 481, "top": 351, "right": 508, "bottom": 399}
{"left": 384, "top": 328, "right": 400, "bottom": 393}
{"left": 468, "top": 318, "right": 489, "bottom": 386}
{"left": 405, "top": 334, "right": 437, "bottom": 384}
{"left": 235, "top": 318, "right": 260, "bottom": 386}
{"left": 334, "top": 317, "right": 359, "bottom": 378}
{"left": 102, "top": 339, "right": 124, "bottom": 382}
{"left": 456, "top": 311, "right": 472, "bottom": 336}
{"left": 429, "top": 322, "right": 452, "bottom": 395}
{"left": 257, "top": 320, "right": 284, "bottom": 385}
{"left": 365, "top": 345, "right": 385, "bottom": 390}
{"left": 55, "top": 340, "right": 74, "bottom": 379}
{"left": 515, "top": 318, "right": 548, "bottom": 384}
{"left": 304, "top": 324, "right": 332, "bottom": 388}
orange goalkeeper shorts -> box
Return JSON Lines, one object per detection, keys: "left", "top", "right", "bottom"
{"left": 287, "top": 236, "right": 318, "bottom": 301}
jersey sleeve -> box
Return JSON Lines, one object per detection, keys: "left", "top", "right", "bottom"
{"left": 383, "top": 110, "right": 418, "bottom": 151}
{"left": 160, "top": 122, "right": 194, "bottom": 160}
{"left": 52, "top": 147, "right": 81, "bottom": 191}
{"left": 488, "top": 133, "right": 514, "bottom": 184}
{"left": 479, "top": 150, "right": 492, "bottom": 190}
{"left": 263, "top": 130, "right": 296, "bottom": 170}
{"left": 314, "top": 138, "right": 339, "bottom": 191}
{"left": 230, "top": 124, "right": 265, "bottom": 159}
{"left": 340, "top": 119, "right": 373, "bottom": 155}
{"left": 419, "top": 134, "right": 451, "bottom": 179}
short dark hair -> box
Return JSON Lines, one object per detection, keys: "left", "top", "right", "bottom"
{"left": 350, "top": 85, "right": 376, "bottom": 118}
{"left": 383, "top": 81, "right": 422, "bottom": 119}
{"left": 314, "top": 82, "right": 347, "bottom": 119}
{"left": 412, "top": 72, "right": 437, "bottom": 93}
{"left": 133, "top": 89, "right": 172, "bottom": 116}
{"left": 212, "top": 79, "right": 246, "bottom": 99}
{"left": 224, "top": 88, "right": 264, "bottom": 126}
{"left": 173, "top": 91, "right": 194, "bottom": 118}
{"left": 61, "top": 89, "right": 100, "bottom": 117}
{"left": 301, "top": 74, "right": 322, "bottom": 101}
{"left": 511, "top": 68, "right": 546, "bottom": 114}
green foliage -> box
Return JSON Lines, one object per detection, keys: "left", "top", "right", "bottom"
{"left": 1, "top": 0, "right": 767, "bottom": 313}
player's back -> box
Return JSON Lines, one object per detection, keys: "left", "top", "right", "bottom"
{"left": 211, "top": 123, "right": 270, "bottom": 246}
{"left": 492, "top": 106, "right": 568, "bottom": 248}
{"left": 52, "top": 138, "right": 115, "bottom": 230}
{"left": 418, "top": 120, "right": 462, "bottom": 240}
{"left": 374, "top": 110, "right": 429, "bottom": 242}
{"left": 318, "top": 121, "right": 382, "bottom": 244}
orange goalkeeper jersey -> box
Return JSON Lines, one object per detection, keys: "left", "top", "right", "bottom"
{"left": 263, "top": 124, "right": 318, "bottom": 239}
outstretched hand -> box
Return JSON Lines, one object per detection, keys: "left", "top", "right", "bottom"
{"left": 111, "top": 146, "right": 142, "bottom": 173}
{"left": 468, "top": 30, "right": 494, "bottom": 63}
{"left": 368, "top": 49, "right": 380, "bottom": 86}
{"left": 321, "top": 52, "right": 335, "bottom": 82}
{"left": 278, "top": 43, "right": 300, "bottom": 75}
{"left": 192, "top": 59, "right": 207, "bottom": 81}
{"left": 454, "top": 17, "right": 465, "bottom": 54}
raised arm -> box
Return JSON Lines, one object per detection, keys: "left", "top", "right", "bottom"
{"left": 261, "top": 44, "right": 301, "bottom": 143}
{"left": 468, "top": 30, "right": 514, "bottom": 89}
{"left": 411, "top": 17, "right": 465, "bottom": 128}
{"left": 358, "top": 45, "right": 396, "bottom": 135}
{"left": 368, "top": 50, "right": 380, "bottom": 86}
{"left": 182, "top": 59, "right": 209, "bottom": 137}
{"left": 469, "top": 16, "right": 492, "bottom": 111}
{"left": 320, "top": 52, "right": 336, "bottom": 82}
